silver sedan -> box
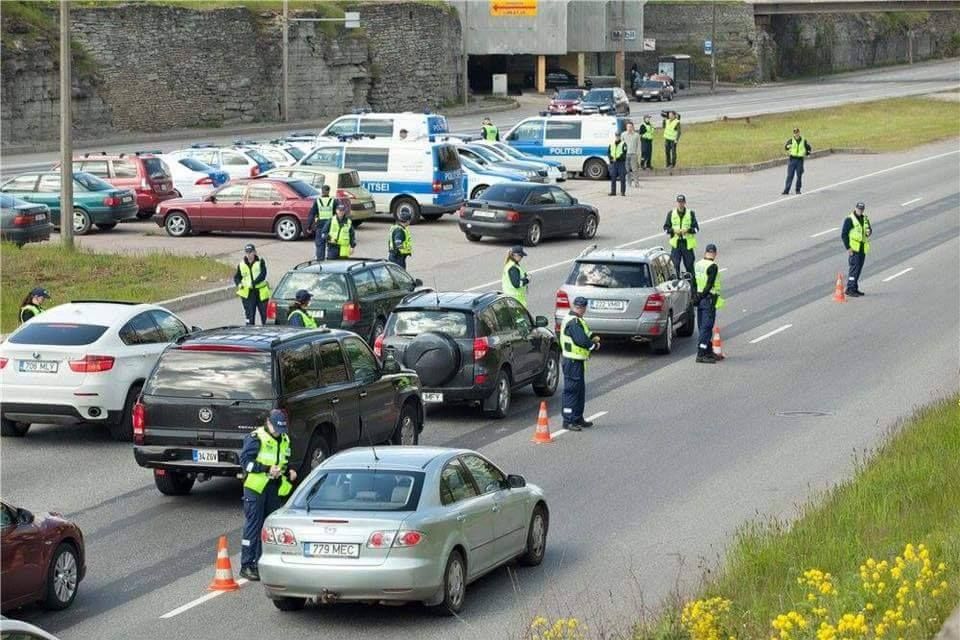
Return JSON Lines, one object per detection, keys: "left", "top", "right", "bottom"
{"left": 258, "top": 446, "right": 549, "bottom": 615}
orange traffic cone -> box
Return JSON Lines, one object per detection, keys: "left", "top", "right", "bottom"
{"left": 208, "top": 535, "right": 240, "bottom": 591}
{"left": 531, "top": 401, "right": 553, "bottom": 444}
{"left": 712, "top": 325, "right": 725, "bottom": 360}
{"left": 832, "top": 272, "right": 847, "bottom": 303}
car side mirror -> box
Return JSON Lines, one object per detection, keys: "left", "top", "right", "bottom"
{"left": 534, "top": 316, "right": 549, "bottom": 328}
{"left": 17, "top": 508, "right": 34, "bottom": 525}
{"left": 190, "top": 325, "right": 202, "bottom": 333}
{"left": 413, "top": 278, "right": 423, "bottom": 287}
{"left": 506, "top": 474, "right": 526, "bottom": 489}
{"left": 381, "top": 353, "right": 401, "bottom": 375}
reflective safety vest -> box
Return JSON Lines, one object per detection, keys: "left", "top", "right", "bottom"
{"left": 640, "top": 122, "right": 654, "bottom": 140}
{"left": 560, "top": 315, "right": 591, "bottom": 361}
{"left": 695, "top": 259, "right": 725, "bottom": 310}
{"left": 848, "top": 213, "right": 872, "bottom": 254}
{"left": 19, "top": 304, "right": 42, "bottom": 324}
{"left": 388, "top": 224, "right": 412, "bottom": 256}
{"left": 328, "top": 216, "right": 352, "bottom": 257}
{"left": 315, "top": 196, "right": 336, "bottom": 223}
{"left": 669, "top": 209, "right": 697, "bottom": 250}
{"left": 287, "top": 308, "right": 318, "bottom": 328}
{"left": 501, "top": 261, "right": 528, "bottom": 307}
{"left": 787, "top": 137, "right": 808, "bottom": 158}
{"left": 243, "top": 427, "right": 293, "bottom": 497}
{"left": 609, "top": 141, "right": 626, "bottom": 161}
{"left": 663, "top": 119, "right": 680, "bottom": 142}
{"left": 482, "top": 124, "right": 499, "bottom": 141}
{"left": 236, "top": 259, "right": 271, "bottom": 301}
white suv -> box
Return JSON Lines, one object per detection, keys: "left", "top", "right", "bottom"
{"left": 164, "top": 145, "right": 276, "bottom": 180}
{"left": 0, "top": 301, "right": 195, "bottom": 440}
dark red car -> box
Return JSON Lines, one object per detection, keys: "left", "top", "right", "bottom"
{"left": 547, "top": 88, "right": 587, "bottom": 114}
{"left": 1, "top": 501, "right": 86, "bottom": 613}
{"left": 59, "top": 152, "right": 179, "bottom": 219}
{"left": 154, "top": 177, "right": 319, "bottom": 241}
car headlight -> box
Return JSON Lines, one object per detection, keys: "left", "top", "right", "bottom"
{"left": 526, "top": 170, "right": 537, "bottom": 177}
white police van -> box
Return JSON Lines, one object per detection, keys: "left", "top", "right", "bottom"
{"left": 503, "top": 115, "right": 631, "bottom": 180}
{"left": 297, "top": 138, "right": 464, "bottom": 222}
{"left": 318, "top": 112, "right": 449, "bottom": 141}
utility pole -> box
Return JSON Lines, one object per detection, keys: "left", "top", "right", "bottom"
{"left": 60, "top": 0, "right": 74, "bottom": 250}
{"left": 620, "top": 0, "right": 627, "bottom": 92}
{"left": 462, "top": 0, "right": 469, "bottom": 107}
{"left": 710, "top": 0, "right": 717, "bottom": 93}
{"left": 282, "top": 0, "right": 289, "bottom": 121}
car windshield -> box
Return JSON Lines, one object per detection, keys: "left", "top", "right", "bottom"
{"left": 476, "top": 184, "right": 530, "bottom": 203}
{"left": 143, "top": 158, "right": 171, "bottom": 179}
{"left": 73, "top": 172, "right": 113, "bottom": 191}
{"left": 583, "top": 90, "right": 613, "bottom": 103}
{"left": 144, "top": 350, "right": 274, "bottom": 400}
{"left": 284, "top": 147, "right": 305, "bottom": 161}
{"left": 8, "top": 322, "right": 109, "bottom": 346}
{"left": 556, "top": 90, "right": 582, "bottom": 100}
{"left": 294, "top": 469, "right": 425, "bottom": 512}
{"left": 467, "top": 146, "right": 502, "bottom": 163}
{"left": 274, "top": 272, "right": 350, "bottom": 302}
{"left": 567, "top": 261, "right": 652, "bottom": 288}
{"left": 640, "top": 81, "right": 664, "bottom": 89}
{"left": 459, "top": 157, "right": 483, "bottom": 172}
{"left": 337, "top": 171, "right": 361, "bottom": 188}
{"left": 387, "top": 309, "right": 473, "bottom": 338}
{"left": 285, "top": 179, "right": 318, "bottom": 198}
{"left": 246, "top": 150, "right": 271, "bottom": 166}
{"left": 178, "top": 157, "right": 215, "bottom": 172}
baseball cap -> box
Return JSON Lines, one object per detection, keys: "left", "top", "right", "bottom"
{"left": 243, "top": 243, "right": 256, "bottom": 253}
{"left": 705, "top": 243, "right": 718, "bottom": 253}
{"left": 30, "top": 287, "right": 51, "bottom": 298}
{"left": 295, "top": 289, "right": 312, "bottom": 303}
{"left": 573, "top": 296, "right": 588, "bottom": 307}
{"left": 676, "top": 194, "right": 686, "bottom": 202}
{"left": 321, "top": 184, "right": 331, "bottom": 192}
{"left": 855, "top": 202, "right": 866, "bottom": 210}
{"left": 267, "top": 409, "right": 288, "bottom": 434}
{"left": 510, "top": 246, "right": 528, "bottom": 257}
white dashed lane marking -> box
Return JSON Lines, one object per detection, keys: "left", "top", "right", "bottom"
{"left": 160, "top": 577, "right": 249, "bottom": 619}
{"left": 551, "top": 411, "right": 609, "bottom": 439}
{"left": 882, "top": 267, "right": 914, "bottom": 282}
{"left": 901, "top": 197, "right": 922, "bottom": 207}
{"left": 749, "top": 324, "right": 793, "bottom": 344}
{"left": 810, "top": 227, "right": 839, "bottom": 238}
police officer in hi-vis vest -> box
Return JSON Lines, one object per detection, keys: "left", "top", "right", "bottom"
{"left": 501, "top": 246, "right": 530, "bottom": 307}
{"left": 560, "top": 296, "right": 600, "bottom": 431}
{"left": 662, "top": 194, "right": 700, "bottom": 289}
{"left": 388, "top": 210, "right": 413, "bottom": 269}
{"left": 306, "top": 184, "right": 339, "bottom": 261}
{"left": 239, "top": 410, "right": 297, "bottom": 581}
{"left": 286, "top": 289, "right": 318, "bottom": 328}
{"left": 663, "top": 111, "right": 681, "bottom": 168}
{"left": 233, "top": 244, "right": 270, "bottom": 325}
{"left": 481, "top": 117, "right": 500, "bottom": 142}
{"left": 782, "top": 127, "right": 812, "bottom": 195}
{"left": 638, "top": 114, "right": 655, "bottom": 170}
{"left": 694, "top": 244, "right": 725, "bottom": 364}
{"left": 319, "top": 205, "right": 356, "bottom": 260}
{"left": 607, "top": 132, "right": 628, "bottom": 196}
{"left": 841, "top": 201, "right": 872, "bottom": 296}
{"left": 19, "top": 287, "right": 50, "bottom": 324}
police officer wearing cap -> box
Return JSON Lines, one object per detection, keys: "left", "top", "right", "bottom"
{"left": 638, "top": 114, "right": 655, "bottom": 170}
{"left": 481, "top": 117, "right": 500, "bottom": 142}
{"left": 286, "top": 290, "right": 318, "bottom": 328}
{"left": 19, "top": 287, "right": 50, "bottom": 324}
{"left": 306, "top": 185, "right": 339, "bottom": 261}
{"left": 608, "top": 132, "right": 628, "bottom": 196}
{"left": 502, "top": 246, "right": 530, "bottom": 307}
{"left": 694, "top": 244, "right": 725, "bottom": 364}
{"left": 239, "top": 409, "right": 297, "bottom": 581}
{"left": 841, "top": 201, "right": 872, "bottom": 296}
{"left": 233, "top": 244, "right": 270, "bottom": 325}
{"left": 560, "top": 296, "right": 600, "bottom": 431}
{"left": 319, "top": 204, "right": 356, "bottom": 260}
{"left": 388, "top": 211, "right": 413, "bottom": 269}
{"left": 782, "top": 127, "right": 812, "bottom": 195}
{"left": 662, "top": 194, "right": 700, "bottom": 287}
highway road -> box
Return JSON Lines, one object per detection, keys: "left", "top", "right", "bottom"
{"left": 2, "top": 59, "right": 957, "bottom": 174}
{"left": 3, "top": 136, "right": 958, "bottom": 639}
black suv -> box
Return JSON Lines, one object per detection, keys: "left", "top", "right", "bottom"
{"left": 375, "top": 292, "right": 559, "bottom": 419}
{"left": 133, "top": 326, "right": 423, "bottom": 496}
{"left": 267, "top": 258, "right": 422, "bottom": 344}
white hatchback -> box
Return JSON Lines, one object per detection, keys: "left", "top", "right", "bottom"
{"left": 0, "top": 302, "right": 195, "bottom": 441}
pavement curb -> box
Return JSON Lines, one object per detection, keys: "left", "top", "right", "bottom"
{"left": 645, "top": 148, "right": 874, "bottom": 176}
{"left": 936, "top": 605, "right": 960, "bottom": 640}
{"left": 157, "top": 285, "right": 235, "bottom": 314}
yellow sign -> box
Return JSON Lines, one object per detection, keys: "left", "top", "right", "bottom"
{"left": 490, "top": 0, "right": 537, "bottom": 17}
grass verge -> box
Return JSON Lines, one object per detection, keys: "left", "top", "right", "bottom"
{"left": 647, "top": 96, "right": 960, "bottom": 167}
{"left": 1, "top": 242, "right": 234, "bottom": 333}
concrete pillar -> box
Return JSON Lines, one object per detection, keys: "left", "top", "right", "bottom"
{"left": 577, "top": 52, "right": 585, "bottom": 87}
{"left": 615, "top": 50, "right": 625, "bottom": 91}
{"left": 536, "top": 54, "right": 546, "bottom": 94}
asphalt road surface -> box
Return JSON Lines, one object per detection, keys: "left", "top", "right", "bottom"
{"left": 2, "top": 59, "right": 957, "bottom": 174}
{"left": 3, "top": 136, "right": 958, "bottom": 639}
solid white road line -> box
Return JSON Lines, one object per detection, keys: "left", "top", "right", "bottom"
{"left": 464, "top": 150, "right": 959, "bottom": 291}
{"left": 550, "top": 410, "right": 608, "bottom": 439}
{"left": 718, "top": 267, "right": 729, "bottom": 272}
{"left": 810, "top": 227, "right": 840, "bottom": 238}
{"left": 160, "top": 578, "right": 249, "bottom": 619}
{"left": 901, "top": 197, "right": 922, "bottom": 206}
{"left": 749, "top": 324, "right": 793, "bottom": 344}
{"left": 882, "top": 267, "right": 914, "bottom": 282}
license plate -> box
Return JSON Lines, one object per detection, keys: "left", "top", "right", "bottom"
{"left": 18, "top": 360, "right": 58, "bottom": 373}
{"left": 363, "top": 201, "right": 374, "bottom": 209}
{"left": 472, "top": 210, "right": 495, "bottom": 219}
{"left": 34, "top": 213, "right": 46, "bottom": 222}
{"left": 304, "top": 542, "right": 360, "bottom": 558}
{"left": 122, "top": 196, "right": 133, "bottom": 203}
{"left": 590, "top": 300, "right": 626, "bottom": 311}
{"left": 310, "top": 309, "right": 326, "bottom": 320}
{"left": 422, "top": 392, "right": 444, "bottom": 403}
{"left": 442, "top": 183, "right": 453, "bottom": 191}
{"left": 192, "top": 449, "right": 219, "bottom": 463}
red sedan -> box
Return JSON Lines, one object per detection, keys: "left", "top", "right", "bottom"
{"left": 153, "top": 177, "right": 319, "bottom": 241}
{"left": 547, "top": 88, "right": 587, "bottom": 114}
{"left": 1, "top": 501, "right": 86, "bottom": 613}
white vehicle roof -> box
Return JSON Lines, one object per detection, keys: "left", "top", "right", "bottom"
{"left": 15, "top": 301, "right": 162, "bottom": 329}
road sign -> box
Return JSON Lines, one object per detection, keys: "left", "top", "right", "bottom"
{"left": 610, "top": 30, "right": 637, "bottom": 41}
{"left": 344, "top": 11, "right": 360, "bottom": 28}
{"left": 643, "top": 38, "right": 656, "bottom": 52}
{"left": 704, "top": 39, "right": 713, "bottom": 55}
{"left": 490, "top": 0, "right": 537, "bottom": 17}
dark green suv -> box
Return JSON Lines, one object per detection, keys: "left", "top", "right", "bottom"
{"left": 267, "top": 259, "right": 422, "bottom": 344}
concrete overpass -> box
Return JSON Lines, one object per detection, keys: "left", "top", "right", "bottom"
{"left": 751, "top": 0, "right": 960, "bottom": 15}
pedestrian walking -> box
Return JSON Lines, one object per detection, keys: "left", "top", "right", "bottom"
{"left": 286, "top": 290, "right": 317, "bottom": 328}
{"left": 501, "top": 246, "right": 530, "bottom": 307}
{"left": 560, "top": 297, "right": 600, "bottom": 431}
{"left": 694, "top": 244, "right": 725, "bottom": 364}
{"left": 662, "top": 194, "right": 700, "bottom": 287}
{"left": 782, "top": 127, "right": 812, "bottom": 195}
{"left": 19, "top": 287, "right": 50, "bottom": 324}
{"left": 239, "top": 410, "right": 297, "bottom": 582}
{"left": 234, "top": 244, "right": 270, "bottom": 326}
{"left": 841, "top": 202, "right": 872, "bottom": 296}
{"left": 319, "top": 205, "right": 356, "bottom": 260}
{"left": 607, "top": 132, "right": 628, "bottom": 196}
{"left": 663, "top": 111, "right": 681, "bottom": 168}
{"left": 387, "top": 210, "right": 413, "bottom": 269}
{"left": 306, "top": 184, "right": 338, "bottom": 261}
{"left": 622, "top": 121, "right": 642, "bottom": 188}
{"left": 638, "top": 114, "right": 655, "bottom": 169}
{"left": 481, "top": 117, "right": 500, "bottom": 142}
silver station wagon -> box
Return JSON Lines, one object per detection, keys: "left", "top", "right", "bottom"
{"left": 258, "top": 447, "right": 549, "bottom": 614}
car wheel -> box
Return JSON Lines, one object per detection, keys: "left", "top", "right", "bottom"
{"left": 483, "top": 369, "right": 512, "bottom": 419}
{"left": 578, "top": 214, "right": 598, "bottom": 240}
{"left": 43, "top": 543, "right": 80, "bottom": 611}
{"left": 583, "top": 158, "right": 608, "bottom": 180}
{"left": 154, "top": 470, "right": 195, "bottom": 496}
{"left": 390, "top": 403, "right": 420, "bottom": 446}
{"left": 523, "top": 221, "right": 542, "bottom": 247}
{"left": 422, "top": 213, "right": 443, "bottom": 222}
{"left": 518, "top": 505, "right": 548, "bottom": 566}
{"left": 465, "top": 232, "right": 482, "bottom": 243}
{"left": 370, "top": 318, "right": 386, "bottom": 345}
{"left": 1, "top": 416, "right": 31, "bottom": 437}
{"left": 274, "top": 215, "right": 301, "bottom": 241}
{"left": 96, "top": 222, "right": 117, "bottom": 231}
{"left": 676, "top": 302, "right": 695, "bottom": 337}
{"left": 470, "top": 185, "right": 488, "bottom": 199}
{"left": 109, "top": 384, "right": 142, "bottom": 442}
{"left": 73, "top": 208, "right": 92, "bottom": 236}
{"left": 300, "top": 429, "right": 331, "bottom": 476}
{"left": 435, "top": 550, "right": 466, "bottom": 616}
{"left": 391, "top": 197, "right": 421, "bottom": 224}
{"left": 272, "top": 597, "right": 307, "bottom": 611}
{"left": 652, "top": 314, "right": 673, "bottom": 355}
{"left": 164, "top": 212, "right": 191, "bottom": 237}
{"left": 532, "top": 349, "right": 559, "bottom": 397}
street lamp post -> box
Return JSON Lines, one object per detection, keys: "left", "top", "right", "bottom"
{"left": 60, "top": 0, "right": 74, "bottom": 250}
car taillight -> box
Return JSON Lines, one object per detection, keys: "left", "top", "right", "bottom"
{"left": 556, "top": 290, "right": 570, "bottom": 310}
{"left": 432, "top": 180, "right": 442, "bottom": 193}
{"left": 12, "top": 215, "right": 32, "bottom": 226}
{"left": 643, "top": 292, "right": 665, "bottom": 312}
{"left": 504, "top": 210, "right": 520, "bottom": 222}
{"left": 195, "top": 176, "right": 213, "bottom": 186}
{"left": 262, "top": 527, "right": 297, "bottom": 546}
{"left": 373, "top": 333, "right": 384, "bottom": 358}
{"left": 68, "top": 355, "right": 115, "bottom": 373}
{"left": 266, "top": 300, "right": 277, "bottom": 321}
{"left": 474, "top": 373, "right": 488, "bottom": 385}
{"left": 0, "top": 357, "right": 7, "bottom": 369}
{"left": 132, "top": 402, "right": 145, "bottom": 444}
{"left": 473, "top": 336, "right": 490, "bottom": 360}
{"left": 103, "top": 196, "right": 120, "bottom": 207}
{"left": 367, "top": 530, "right": 423, "bottom": 549}
{"left": 336, "top": 189, "right": 355, "bottom": 200}
{"left": 250, "top": 165, "right": 261, "bottom": 177}
{"left": 342, "top": 302, "right": 361, "bottom": 324}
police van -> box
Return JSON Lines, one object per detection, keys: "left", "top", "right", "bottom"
{"left": 297, "top": 138, "right": 464, "bottom": 222}
{"left": 503, "top": 115, "right": 630, "bottom": 180}
{"left": 318, "top": 112, "right": 449, "bottom": 141}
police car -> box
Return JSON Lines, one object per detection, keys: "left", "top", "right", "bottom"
{"left": 504, "top": 115, "right": 631, "bottom": 180}
{"left": 297, "top": 137, "right": 465, "bottom": 223}
{"left": 318, "top": 111, "right": 449, "bottom": 141}
{"left": 459, "top": 156, "right": 528, "bottom": 200}
{"left": 165, "top": 144, "right": 276, "bottom": 180}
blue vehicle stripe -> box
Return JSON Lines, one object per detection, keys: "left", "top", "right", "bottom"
{"left": 517, "top": 145, "right": 609, "bottom": 158}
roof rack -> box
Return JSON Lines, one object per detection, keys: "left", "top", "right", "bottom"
{"left": 344, "top": 258, "right": 382, "bottom": 270}
{"left": 233, "top": 139, "right": 261, "bottom": 146}
{"left": 69, "top": 299, "right": 140, "bottom": 305}
{"left": 134, "top": 150, "right": 162, "bottom": 156}
{"left": 270, "top": 327, "right": 331, "bottom": 346}
{"left": 190, "top": 143, "right": 216, "bottom": 148}
{"left": 293, "top": 259, "right": 323, "bottom": 270}
{"left": 173, "top": 325, "right": 244, "bottom": 344}
{"left": 577, "top": 244, "right": 598, "bottom": 258}
{"left": 81, "top": 151, "right": 107, "bottom": 158}
{"left": 472, "top": 291, "right": 499, "bottom": 306}
{"left": 399, "top": 287, "right": 434, "bottom": 304}
{"left": 288, "top": 132, "right": 318, "bottom": 137}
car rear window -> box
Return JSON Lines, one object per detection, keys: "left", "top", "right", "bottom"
{"left": 177, "top": 157, "right": 214, "bottom": 172}
{"left": 387, "top": 310, "right": 473, "bottom": 339}
{"left": 640, "top": 81, "right": 664, "bottom": 89}
{"left": 8, "top": 323, "right": 108, "bottom": 346}
{"left": 294, "top": 469, "right": 425, "bottom": 512}
{"left": 584, "top": 89, "right": 613, "bottom": 101}
{"left": 0, "top": 194, "right": 17, "bottom": 207}
{"left": 143, "top": 158, "right": 170, "bottom": 179}
{"left": 567, "top": 261, "right": 652, "bottom": 288}
{"left": 274, "top": 272, "right": 350, "bottom": 302}
{"left": 557, "top": 90, "right": 582, "bottom": 100}
{"left": 285, "top": 179, "right": 319, "bottom": 198}
{"left": 285, "top": 147, "right": 305, "bottom": 161}
{"left": 73, "top": 172, "right": 113, "bottom": 191}
{"left": 246, "top": 150, "right": 271, "bottom": 166}
{"left": 144, "top": 350, "right": 273, "bottom": 400}
{"left": 477, "top": 184, "right": 529, "bottom": 203}
{"left": 434, "top": 145, "right": 462, "bottom": 172}
{"left": 337, "top": 171, "right": 361, "bottom": 188}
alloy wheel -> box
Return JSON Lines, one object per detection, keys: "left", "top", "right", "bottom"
{"left": 54, "top": 550, "right": 78, "bottom": 603}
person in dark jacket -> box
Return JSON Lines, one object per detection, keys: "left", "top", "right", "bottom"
{"left": 19, "top": 287, "right": 50, "bottom": 324}
{"left": 560, "top": 297, "right": 600, "bottom": 431}
{"left": 607, "top": 132, "right": 628, "bottom": 196}
{"left": 306, "top": 185, "right": 340, "bottom": 261}
{"left": 319, "top": 207, "right": 356, "bottom": 259}
{"left": 662, "top": 194, "right": 700, "bottom": 287}
{"left": 286, "top": 290, "right": 317, "bottom": 328}
{"left": 387, "top": 210, "right": 413, "bottom": 268}
{"left": 840, "top": 201, "right": 872, "bottom": 296}
{"left": 782, "top": 127, "right": 812, "bottom": 195}
{"left": 233, "top": 244, "right": 270, "bottom": 325}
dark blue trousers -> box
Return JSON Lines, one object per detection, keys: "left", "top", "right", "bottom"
{"left": 608, "top": 162, "right": 626, "bottom": 195}
{"left": 561, "top": 358, "right": 586, "bottom": 425}
{"left": 671, "top": 247, "right": 696, "bottom": 289}
{"left": 784, "top": 157, "right": 804, "bottom": 193}
{"left": 241, "top": 485, "right": 283, "bottom": 569}
{"left": 388, "top": 252, "right": 407, "bottom": 269}
{"left": 241, "top": 295, "right": 266, "bottom": 326}
{"left": 697, "top": 296, "right": 716, "bottom": 355}
{"left": 313, "top": 233, "right": 326, "bottom": 261}
{"left": 847, "top": 252, "right": 866, "bottom": 292}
